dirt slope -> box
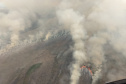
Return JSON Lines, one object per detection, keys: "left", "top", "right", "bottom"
{"left": 0, "top": 34, "right": 92, "bottom": 84}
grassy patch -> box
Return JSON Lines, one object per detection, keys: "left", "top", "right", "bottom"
{"left": 23, "top": 63, "right": 42, "bottom": 84}
{"left": 26, "top": 63, "right": 42, "bottom": 76}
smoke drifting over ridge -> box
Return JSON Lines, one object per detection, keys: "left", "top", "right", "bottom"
{"left": 0, "top": 0, "right": 126, "bottom": 84}
{"left": 0, "top": 0, "right": 61, "bottom": 54}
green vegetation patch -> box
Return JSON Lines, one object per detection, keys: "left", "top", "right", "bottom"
{"left": 23, "top": 63, "right": 42, "bottom": 84}
{"left": 26, "top": 63, "right": 42, "bottom": 76}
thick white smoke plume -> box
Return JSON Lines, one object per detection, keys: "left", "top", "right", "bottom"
{"left": 57, "top": 0, "right": 126, "bottom": 84}
{"left": 92, "top": 68, "right": 102, "bottom": 84}
{"left": 57, "top": 1, "right": 87, "bottom": 84}
{"left": 88, "top": 0, "right": 126, "bottom": 82}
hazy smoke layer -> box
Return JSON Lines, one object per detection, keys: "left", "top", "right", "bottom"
{"left": 56, "top": 1, "right": 87, "bottom": 84}
{"left": 0, "top": 0, "right": 61, "bottom": 54}
{"left": 0, "top": 0, "right": 126, "bottom": 84}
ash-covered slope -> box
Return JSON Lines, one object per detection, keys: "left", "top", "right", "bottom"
{"left": 0, "top": 31, "right": 93, "bottom": 84}
{"left": 0, "top": 32, "right": 70, "bottom": 84}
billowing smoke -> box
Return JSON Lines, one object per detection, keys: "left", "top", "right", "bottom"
{"left": 92, "top": 68, "right": 102, "bottom": 84}
{"left": 0, "top": 0, "right": 61, "bottom": 54}
{"left": 0, "top": 0, "right": 126, "bottom": 84}
{"left": 56, "top": 1, "right": 87, "bottom": 84}
{"left": 57, "top": 0, "right": 126, "bottom": 84}
{"left": 88, "top": 0, "right": 126, "bottom": 83}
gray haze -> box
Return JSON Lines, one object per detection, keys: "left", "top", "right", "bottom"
{"left": 0, "top": 0, "right": 126, "bottom": 84}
